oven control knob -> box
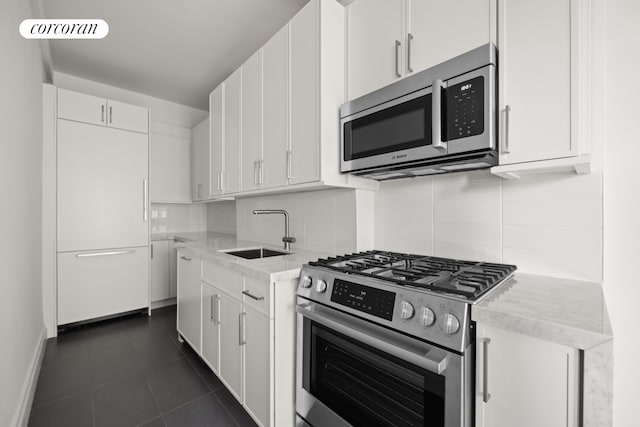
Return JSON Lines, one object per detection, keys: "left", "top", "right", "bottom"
{"left": 419, "top": 307, "right": 436, "bottom": 327}
{"left": 301, "top": 276, "right": 313, "bottom": 288}
{"left": 441, "top": 313, "right": 461, "bottom": 335}
{"left": 316, "top": 279, "right": 327, "bottom": 293}
{"left": 399, "top": 301, "right": 415, "bottom": 320}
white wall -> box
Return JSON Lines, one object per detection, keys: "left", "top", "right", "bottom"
{"left": 602, "top": 0, "right": 640, "bottom": 425}
{"left": 372, "top": 170, "right": 603, "bottom": 282}
{"left": 150, "top": 204, "right": 207, "bottom": 234}
{"left": 0, "top": 0, "right": 46, "bottom": 425}
{"left": 207, "top": 201, "right": 237, "bottom": 235}
{"left": 236, "top": 189, "right": 357, "bottom": 254}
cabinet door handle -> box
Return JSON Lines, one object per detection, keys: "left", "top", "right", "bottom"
{"left": 217, "top": 171, "right": 221, "bottom": 191}
{"left": 482, "top": 338, "right": 491, "bottom": 403}
{"left": 394, "top": 40, "right": 402, "bottom": 78}
{"left": 210, "top": 295, "right": 215, "bottom": 322}
{"left": 286, "top": 150, "right": 293, "bottom": 179}
{"left": 215, "top": 295, "right": 221, "bottom": 324}
{"left": 259, "top": 160, "right": 264, "bottom": 184}
{"left": 242, "top": 290, "right": 265, "bottom": 301}
{"left": 407, "top": 33, "right": 414, "bottom": 73}
{"left": 76, "top": 250, "right": 134, "bottom": 258}
{"left": 142, "top": 179, "right": 148, "bottom": 221}
{"left": 220, "top": 170, "right": 225, "bottom": 191}
{"left": 150, "top": 244, "right": 154, "bottom": 259}
{"left": 101, "top": 105, "right": 105, "bottom": 123}
{"left": 432, "top": 79, "right": 447, "bottom": 150}
{"left": 109, "top": 106, "right": 113, "bottom": 123}
{"left": 180, "top": 256, "right": 192, "bottom": 261}
{"left": 253, "top": 161, "right": 258, "bottom": 185}
{"left": 239, "top": 312, "right": 246, "bottom": 345}
{"left": 502, "top": 105, "right": 511, "bottom": 154}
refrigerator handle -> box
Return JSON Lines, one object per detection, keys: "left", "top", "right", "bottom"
{"left": 143, "top": 179, "right": 148, "bottom": 222}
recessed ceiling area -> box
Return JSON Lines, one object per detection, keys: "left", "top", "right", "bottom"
{"left": 41, "top": 0, "right": 311, "bottom": 110}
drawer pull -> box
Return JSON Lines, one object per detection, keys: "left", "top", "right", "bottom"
{"left": 242, "top": 290, "right": 264, "bottom": 301}
{"left": 180, "top": 256, "right": 192, "bottom": 261}
{"left": 76, "top": 250, "right": 134, "bottom": 258}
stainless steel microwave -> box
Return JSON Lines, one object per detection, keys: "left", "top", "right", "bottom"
{"left": 340, "top": 43, "right": 497, "bottom": 181}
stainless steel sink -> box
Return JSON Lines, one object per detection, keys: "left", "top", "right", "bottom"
{"left": 221, "top": 247, "right": 290, "bottom": 260}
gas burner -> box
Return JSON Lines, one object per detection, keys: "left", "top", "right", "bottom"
{"left": 309, "top": 250, "right": 516, "bottom": 301}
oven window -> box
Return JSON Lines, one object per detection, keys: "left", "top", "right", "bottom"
{"left": 344, "top": 94, "right": 432, "bottom": 161}
{"left": 304, "top": 320, "right": 445, "bottom": 427}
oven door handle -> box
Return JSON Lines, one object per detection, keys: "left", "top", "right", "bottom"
{"left": 296, "top": 302, "right": 449, "bottom": 375}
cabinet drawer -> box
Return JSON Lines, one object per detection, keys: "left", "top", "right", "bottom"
{"left": 202, "top": 260, "right": 242, "bottom": 298}
{"left": 243, "top": 276, "right": 272, "bottom": 316}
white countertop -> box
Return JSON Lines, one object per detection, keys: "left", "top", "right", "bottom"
{"left": 472, "top": 273, "right": 613, "bottom": 350}
{"left": 155, "top": 231, "right": 331, "bottom": 282}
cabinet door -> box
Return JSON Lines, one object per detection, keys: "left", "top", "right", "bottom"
{"left": 346, "top": 0, "right": 404, "bottom": 100}
{"left": 106, "top": 99, "right": 149, "bottom": 134}
{"left": 407, "top": 0, "right": 493, "bottom": 74}
{"left": 476, "top": 324, "right": 578, "bottom": 427}
{"left": 168, "top": 240, "right": 179, "bottom": 299}
{"left": 192, "top": 117, "right": 210, "bottom": 200}
{"left": 244, "top": 308, "right": 272, "bottom": 427}
{"left": 177, "top": 251, "right": 201, "bottom": 352}
{"left": 150, "top": 132, "right": 191, "bottom": 203}
{"left": 241, "top": 50, "right": 263, "bottom": 192}
{"left": 219, "top": 293, "right": 243, "bottom": 400}
{"left": 57, "top": 247, "right": 148, "bottom": 325}
{"left": 57, "top": 120, "right": 149, "bottom": 252}
{"left": 57, "top": 88, "right": 106, "bottom": 127}
{"left": 150, "top": 240, "right": 170, "bottom": 302}
{"left": 290, "top": 1, "right": 321, "bottom": 185}
{"left": 498, "top": 0, "right": 573, "bottom": 164}
{"left": 209, "top": 86, "right": 224, "bottom": 196}
{"left": 202, "top": 285, "right": 221, "bottom": 374}
{"left": 224, "top": 68, "right": 242, "bottom": 194}
{"left": 262, "top": 25, "right": 290, "bottom": 189}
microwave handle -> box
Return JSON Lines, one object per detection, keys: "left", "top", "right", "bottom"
{"left": 297, "top": 302, "right": 449, "bottom": 375}
{"left": 432, "top": 79, "right": 447, "bottom": 150}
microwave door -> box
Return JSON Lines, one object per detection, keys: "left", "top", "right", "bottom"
{"left": 444, "top": 65, "right": 495, "bottom": 154}
{"left": 340, "top": 85, "right": 446, "bottom": 173}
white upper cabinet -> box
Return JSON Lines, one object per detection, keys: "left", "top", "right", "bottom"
{"left": 262, "top": 25, "right": 290, "bottom": 190}
{"left": 492, "top": 0, "right": 592, "bottom": 177}
{"left": 223, "top": 68, "right": 242, "bottom": 194}
{"left": 150, "top": 127, "right": 192, "bottom": 204}
{"left": 406, "top": 0, "right": 493, "bottom": 74}
{"left": 57, "top": 88, "right": 148, "bottom": 133}
{"left": 192, "top": 117, "right": 210, "bottom": 201}
{"left": 241, "top": 50, "right": 264, "bottom": 192}
{"left": 209, "top": 85, "right": 224, "bottom": 197}
{"left": 347, "top": 0, "right": 494, "bottom": 100}
{"left": 496, "top": 0, "right": 581, "bottom": 167}
{"left": 346, "top": 0, "right": 404, "bottom": 100}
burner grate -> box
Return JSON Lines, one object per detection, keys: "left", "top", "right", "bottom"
{"left": 308, "top": 250, "right": 516, "bottom": 300}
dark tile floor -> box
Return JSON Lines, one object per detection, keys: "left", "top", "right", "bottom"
{"left": 29, "top": 305, "right": 258, "bottom": 427}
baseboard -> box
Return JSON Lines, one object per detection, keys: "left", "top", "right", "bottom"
{"left": 150, "top": 298, "right": 177, "bottom": 310}
{"left": 13, "top": 325, "right": 47, "bottom": 427}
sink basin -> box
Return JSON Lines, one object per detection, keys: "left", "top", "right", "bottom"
{"left": 222, "top": 247, "right": 290, "bottom": 260}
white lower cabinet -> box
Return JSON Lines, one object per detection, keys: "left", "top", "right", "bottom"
{"left": 176, "top": 249, "right": 201, "bottom": 352}
{"left": 178, "top": 256, "right": 297, "bottom": 427}
{"left": 57, "top": 247, "right": 148, "bottom": 325}
{"left": 475, "top": 323, "right": 579, "bottom": 427}
{"left": 150, "top": 240, "right": 170, "bottom": 302}
{"left": 243, "top": 307, "right": 272, "bottom": 426}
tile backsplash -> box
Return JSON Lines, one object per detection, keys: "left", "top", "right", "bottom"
{"left": 235, "top": 189, "right": 357, "bottom": 255}
{"left": 371, "top": 170, "right": 603, "bottom": 283}
{"left": 207, "top": 201, "right": 237, "bottom": 235}
{"left": 150, "top": 203, "right": 207, "bottom": 234}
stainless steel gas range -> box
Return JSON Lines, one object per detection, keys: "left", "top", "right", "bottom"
{"left": 295, "top": 251, "right": 516, "bottom": 427}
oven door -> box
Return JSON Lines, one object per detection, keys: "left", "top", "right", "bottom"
{"left": 340, "top": 85, "right": 445, "bottom": 174}
{"left": 296, "top": 301, "right": 470, "bottom": 427}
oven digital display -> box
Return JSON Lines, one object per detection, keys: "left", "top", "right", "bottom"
{"left": 331, "top": 279, "right": 396, "bottom": 321}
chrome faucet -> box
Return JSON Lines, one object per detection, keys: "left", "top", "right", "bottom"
{"left": 252, "top": 209, "right": 296, "bottom": 251}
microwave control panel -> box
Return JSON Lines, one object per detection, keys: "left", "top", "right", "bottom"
{"left": 446, "top": 75, "right": 485, "bottom": 141}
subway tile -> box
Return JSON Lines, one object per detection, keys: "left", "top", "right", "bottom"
{"left": 502, "top": 171, "right": 602, "bottom": 201}
{"left": 503, "top": 199, "right": 602, "bottom": 227}
{"left": 384, "top": 238, "right": 433, "bottom": 255}
{"left": 434, "top": 242, "right": 502, "bottom": 263}
{"left": 503, "top": 248, "right": 602, "bottom": 283}
{"left": 503, "top": 224, "right": 602, "bottom": 254}
{"left": 433, "top": 174, "right": 501, "bottom": 206}
{"left": 434, "top": 223, "right": 501, "bottom": 248}
{"left": 434, "top": 201, "right": 501, "bottom": 225}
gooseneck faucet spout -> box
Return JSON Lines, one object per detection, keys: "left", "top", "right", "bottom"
{"left": 252, "top": 209, "right": 296, "bottom": 251}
